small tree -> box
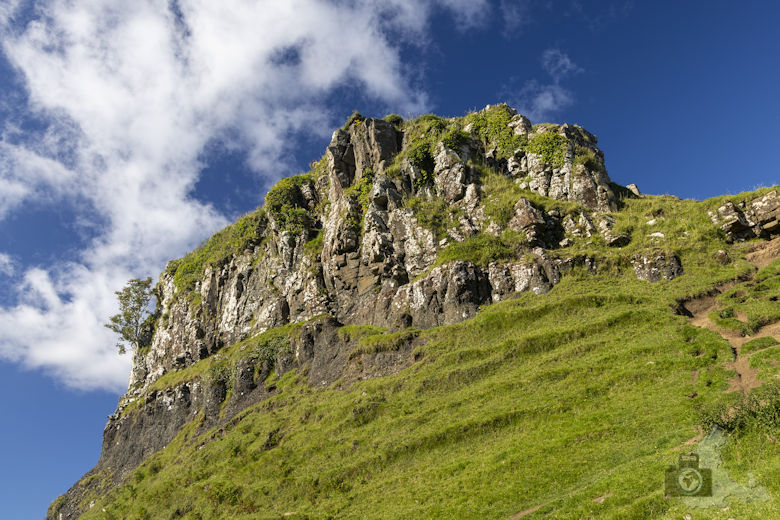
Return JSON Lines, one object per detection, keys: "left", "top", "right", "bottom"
{"left": 105, "top": 277, "right": 154, "bottom": 354}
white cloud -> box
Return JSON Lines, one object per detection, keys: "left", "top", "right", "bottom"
{"left": 0, "top": 253, "right": 13, "bottom": 276}
{"left": 541, "top": 48, "right": 582, "bottom": 78}
{"left": 504, "top": 48, "right": 580, "bottom": 123}
{"left": 0, "top": 0, "right": 488, "bottom": 392}
{"left": 514, "top": 81, "right": 574, "bottom": 123}
{"left": 499, "top": 0, "right": 532, "bottom": 34}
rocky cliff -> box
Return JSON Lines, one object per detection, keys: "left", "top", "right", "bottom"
{"left": 47, "top": 105, "right": 780, "bottom": 519}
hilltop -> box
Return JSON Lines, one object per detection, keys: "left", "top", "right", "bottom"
{"left": 49, "top": 105, "right": 780, "bottom": 519}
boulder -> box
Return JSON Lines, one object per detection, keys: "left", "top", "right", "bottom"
{"left": 632, "top": 252, "right": 684, "bottom": 282}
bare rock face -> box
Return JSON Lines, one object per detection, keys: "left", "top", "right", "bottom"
{"left": 508, "top": 198, "right": 546, "bottom": 245}
{"left": 709, "top": 190, "right": 780, "bottom": 241}
{"left": 126, "top": 111, "right": 627, "bottom": 400}
{"left": 514, "top": 126, "right": 616, "bottom": 213}
{"left": 631, "top": 252, "right": 684, "bottom": 282}
{"left": 434, "top": 143, "right": 473, "bottom": 203}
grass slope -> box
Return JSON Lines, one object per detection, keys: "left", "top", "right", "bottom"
{"left": 78, "top": 199, "right": 780, "bottom": 519}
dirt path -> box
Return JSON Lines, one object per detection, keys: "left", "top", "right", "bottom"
{"left": 681, "top": 238, "right": 780, "bottom": 394}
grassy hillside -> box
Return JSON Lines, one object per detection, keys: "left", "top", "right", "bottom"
{"left": 73, "top": 190, "right": 780, "bottom": 519}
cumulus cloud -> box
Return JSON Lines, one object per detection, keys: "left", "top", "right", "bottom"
{"left": 503, "top": 48, "right": 580, "bottom": 123}
{"left": 0, "top": 0, "right": 488, "bottom": 392}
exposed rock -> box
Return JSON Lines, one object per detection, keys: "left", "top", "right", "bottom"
{"left": 433, "top": 143, "right": 470, "bottom": 203}
{"left": 508, "top": 114, "right": 532, "bottom": 136}
{"left": 508, "top": 198, "right": 546, "bottom": 245}
{"left": 709, "top": 190, "right": 780, "bottom": 241}
{"left": 596, "top": 215, "right": 630, "bottom": 247}
{"left": 488, "top": 249, "right": 560, "bottom": 301}
{"left": 627, "top": 183, "right": 641, "bottom": 196}
{"left": 713, "top": 249, "right": 731, "bottom": 265}
{"left": 632, "top": 252, "right": 684, "bottom": 282}
{"left": 48, "top": 107, "right": 675, "bottom": 520}
{"left": 563, "top": 212, "right": 596, "bottom": 238}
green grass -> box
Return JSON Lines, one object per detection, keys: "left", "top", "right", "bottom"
{"left": 464, "top": 104, "right": 527, "bottom": 159}
{"left": 477, "top": 164, "right": 583, "bottom": 227}
{"left": 264, "top": 172, "right": 315, "bottom": 235}
{"left": 405, "top": 195, "right": 464, "bottom": 240}
{"left": 434, "top": 234, "right": 514, "bottom": 267}
{"left": 337, "top": 324, "right": 386, "bottom": 343}
{"left": 711, "top": 259, "right": 780, "bottom": 335}
{"left": 166, "top": 209, "right": 267, "bottom": 299}
{"left": 349, "top": 329, "right": 421, "bottom": 359}
{"left": 526, "top": 129, "right": 568, "bottom": 168}
{"left": 78, "top": 219, "right": 780, "bottom": 518}
{"left": 742, "top": 336, "right": 779, "bottom": 355}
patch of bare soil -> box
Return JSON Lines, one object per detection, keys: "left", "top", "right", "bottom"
{"left": 510, "top": 505, "right": 542, "bottom": 519}
{"left": 745, "top": 236, "right": 780, "bottom": 269}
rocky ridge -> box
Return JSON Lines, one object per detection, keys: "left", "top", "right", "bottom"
{"left": 47, "top": 105, "right": 780, "bottom": 519}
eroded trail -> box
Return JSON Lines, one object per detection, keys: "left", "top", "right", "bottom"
{"left": 682, "top": 237, "right": 780, "bottom": 394}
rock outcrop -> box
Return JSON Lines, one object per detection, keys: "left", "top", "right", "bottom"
{"left": 631, "top": 251, "right": 684, "bottom": 282}
{"left": 709, "top": 190, "right": 780, "bottom": 241}
{"left": 56, "top": 104, "right": 753, "bottom": 520}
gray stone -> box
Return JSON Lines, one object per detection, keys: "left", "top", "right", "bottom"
{"left": 632, "top": 252, "right": 684, "bottom": 282}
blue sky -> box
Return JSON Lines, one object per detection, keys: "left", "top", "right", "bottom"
{"left": 0, "top": 1, "right": 778, "bottom": 517}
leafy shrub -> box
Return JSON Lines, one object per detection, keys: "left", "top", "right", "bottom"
{"left": 342, "top": 110, "right": 365, "bottom": 130}
{"left": 264, "top": 174, "right": 313, "bottom": 235}
{"left": 303, "top": 230, "right": 324, "bottom": 258}
{"left": 464, "top": 105, "right": 526, "bottom": 159}
{"left": 572, "top": 145, "right": 601, "bottom": 172}
{"left": 344, "top": 168, "right": 374, "bottom": 211}
{"left": 526, "top": 131, "right": 568, "bottom": 167}
{"left": 208, "top": 359, "right": 234, "bottom": 390}
{"left": 414, "top": 114, "right": 447, "bottom": 132}
{"left": 382, "top": 113, "right": 403, "bottom": 127}
{"left": 408, "top": 142, "right": 435, "bottom": 185}
{"left": 442, "top": 129, "right": 470, "bottom": 151}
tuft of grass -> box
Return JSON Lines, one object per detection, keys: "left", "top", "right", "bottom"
{"left": 303, "top": 230, "right": 324, "bottom": 259}
{"left": 572, "top": 145, "right": 601, "bottom": 172}
{"left": 382, "top": 113, "right": 403, "bottom": 127}
{"left": 264, "top": 173, "right": 315, "bottom": 235}
{"left": 700, "top": 381, "right": 780, "bottom": 434}
{"left": 742, "top": 336, "right": 779, "bottom": 356}
{"left": 349, "top": 329, "right": 421, "bottom": 359}
{"left": 167, "top": 209, "right": 267, "bottom": 299}
{"left": 405, "top": 196, "right": 464, "bottom": 240}
{"left": 435, "top": 234, "right": 515, "bottom": 267}
{"left": 338, "top": 324, "right": 386, "bottom": 343}
{"left": 464, "top": 104, "right": 526, "bottom": 159}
